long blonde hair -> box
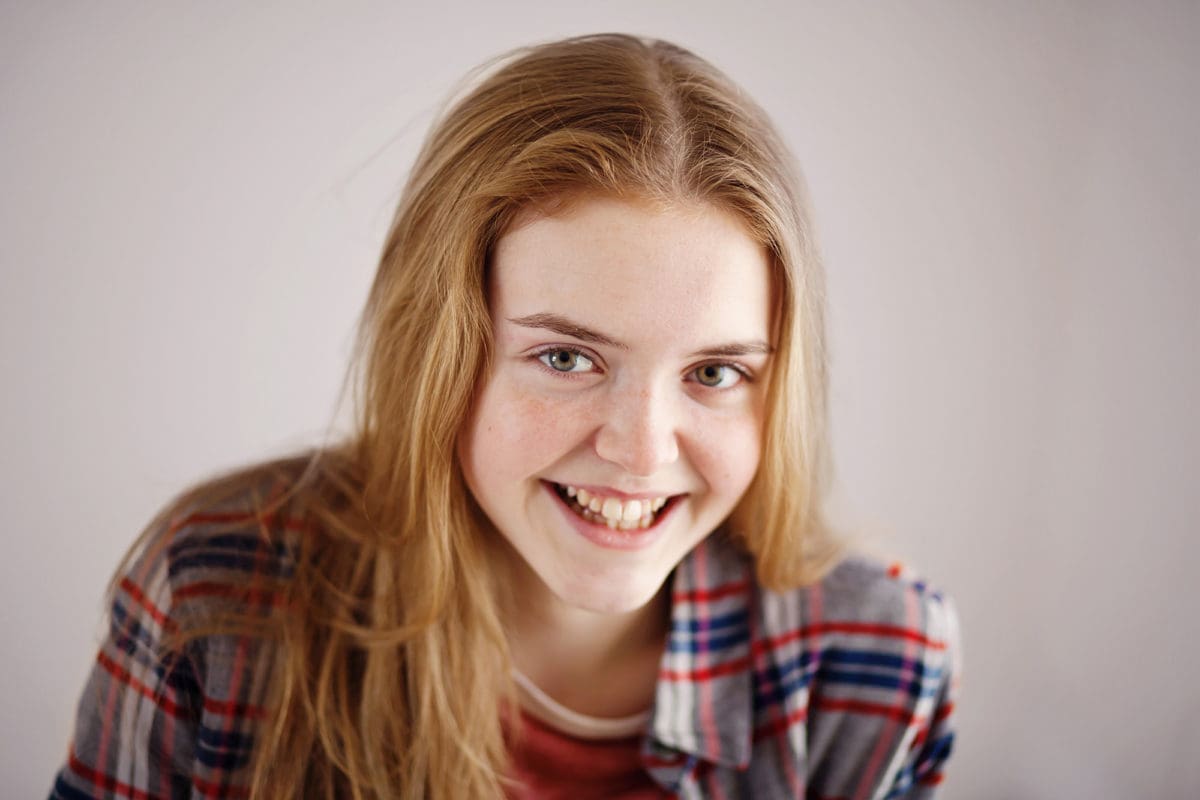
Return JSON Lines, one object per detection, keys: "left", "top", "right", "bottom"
{"left": 118, "top": 33, "right": 842, "bottom": 798}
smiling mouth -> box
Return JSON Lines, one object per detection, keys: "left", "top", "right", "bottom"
{"left": 548, "top": 482, "right": 682, "bottom": 531}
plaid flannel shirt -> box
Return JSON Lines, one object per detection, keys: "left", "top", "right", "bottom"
{"left": 50, "top": 495, "right": 959, "bottom": 799}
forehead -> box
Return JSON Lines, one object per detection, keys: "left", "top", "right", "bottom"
{"left": 489, "top": 196, "right": 773, "bottom": 347}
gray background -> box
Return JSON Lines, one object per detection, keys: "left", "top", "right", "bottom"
{"left": 4, "top": 2, "right": 1197, "bottom": 796}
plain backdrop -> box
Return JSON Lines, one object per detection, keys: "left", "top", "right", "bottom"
{"left": 3, "top": 2, "right": 1198, "bottom": 796}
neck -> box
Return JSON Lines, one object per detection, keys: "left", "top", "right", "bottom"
{"left": 497, "top": 545, "right": 670, "bottom": 719}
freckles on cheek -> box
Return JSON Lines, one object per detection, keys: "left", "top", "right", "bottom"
{"left": 483, "top": 387, "right": 582, "bottom": 469}
{"left": 701, "top": 415, "right": 764, "bottom": 494}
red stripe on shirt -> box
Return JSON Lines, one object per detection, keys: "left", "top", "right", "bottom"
{"left": 174, "top": 580, "right": 285, "bottom": 607}
{"left": 672, "top": 580, "right": 749, "bottom": 603}
{"left": 854, "top": 584, "right": 923, "bottom": 798}
{"left": 96, "top": 651, "right": 182, "bottom": 717}
{"left": 201, "top": 695, "right": 269, "bottom": 720}
{"left": 754, "top": 620, "right": 947, "bottom": 655}
{"left": 119, "top": 577, "right": 177, "bottom": 633}
{"left": 658, "top": 618, "right": 943, "bottom": 683}
{"left": 752, "top": 705, "right": 808, "bottom": 742}
{"left": 99, "top": 649, "right": 271, "bottom": 724}
{"left": 68, "top": 750, "right": 163, "bottom": 800}
{"left": 660, "top": 654, "right": 751, "bottom": 682}
{"left": 100, "top": 639, "right": 271, "bottom": 722}
{"left": 815, "top": 696, "right": 930, "bottom": 726}
{"left": 933, "top": 701, "right": 955, "bottom": 723}
{"left": 693, "top": 544, "right": 724, "bottom": 768}
{"left": 911, "top": 724, "right": 929, "bottom": 750}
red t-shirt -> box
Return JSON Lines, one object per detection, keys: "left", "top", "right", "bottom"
{"left": 505, "top": 709, "right": 673, "bottom": 799}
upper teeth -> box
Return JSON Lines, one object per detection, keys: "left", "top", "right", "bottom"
{"left": 563, "top": 485, "right": 668, "bottom": 522}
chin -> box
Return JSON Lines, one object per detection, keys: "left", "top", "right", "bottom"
{"left": 548, "top": 569, "right": 667, "bottom": 615}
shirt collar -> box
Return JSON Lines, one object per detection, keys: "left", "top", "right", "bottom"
{"left": 647, "top": 531, "right": 756, "bottom": 771}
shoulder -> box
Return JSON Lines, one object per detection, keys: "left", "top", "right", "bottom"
{"left": 680, "top": 537, "right": 958, "bottom": 653}
{"left": 754, "top": 552, "right": 959, "bottom": 697}
{"left": 752, "top": 553, "right": 961, "bottom": 795}
{"left": 112, "top": 456, "right": 322, "bottom": 664}
{"left": 672, "top": 539, "right": 962, "bottom": 794}
{"left": 52, "top": 459, "right": 320, "bottom": 798}
{"left": 159, "top": 479, "right": 305, "bottom": 601}
{"left": 813, "top": 554, "right": 958, "bottom": 648}
{"left": 691, "top": 535, "right": 959, "bottom": 661}
{"left": 141, "top": 464, "right": 307, "bottom": 607}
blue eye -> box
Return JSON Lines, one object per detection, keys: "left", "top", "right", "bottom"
{"left": 538, "top": 348, "right": 595, "bottom": 373}
{"left": 692, "top": 363, "right": 743, "bottom": 388}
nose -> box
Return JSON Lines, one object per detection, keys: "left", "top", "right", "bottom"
{"left": 592, "top": 382, "right": 680, "bottom": 477}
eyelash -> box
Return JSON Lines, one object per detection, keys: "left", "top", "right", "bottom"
{"left": 529, "top": 345, "right": 754, "bottom": 388}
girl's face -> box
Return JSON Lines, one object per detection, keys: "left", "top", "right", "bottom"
{"left": 459, "top": 195, "right": 773, "bottom": 614}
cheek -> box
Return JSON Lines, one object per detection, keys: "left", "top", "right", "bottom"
{"left": 688, "top": 410, "right": 764, "bottom": 498}
{"left": 465, "top": 377, "right": 589, "bottom": 482}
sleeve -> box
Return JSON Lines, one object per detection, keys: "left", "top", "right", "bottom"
{"left": 48, "top": 535, "right": 203, "bottom": 800}
{"left": 878, "top": 591, "right": 961, "bottom": 799}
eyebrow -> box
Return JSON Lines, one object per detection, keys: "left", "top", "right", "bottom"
{"left": 507, "top": 312, "right": 774, "bottom": 358}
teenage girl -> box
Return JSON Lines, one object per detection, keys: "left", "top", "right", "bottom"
{"left": 51, "top": 33, "right": 959, "bottom": 799}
